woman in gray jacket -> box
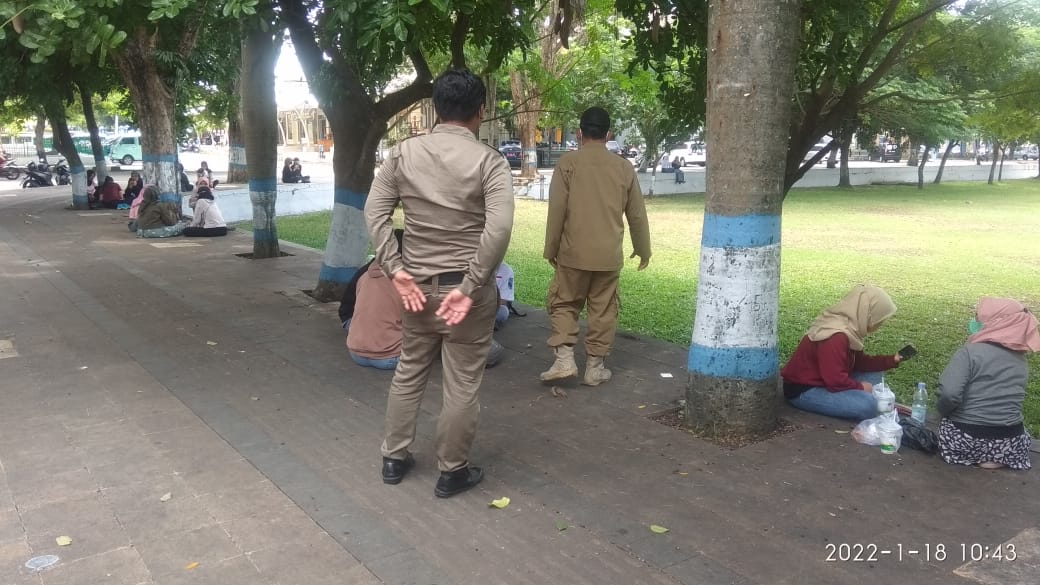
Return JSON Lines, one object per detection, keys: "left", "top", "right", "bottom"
{"left": 936, "top": 297, "right": 1040, "bottom": 470}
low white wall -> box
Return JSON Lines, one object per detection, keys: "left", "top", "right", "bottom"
{"left": 184, "top": 183, "right": 332, "bottom": 223}
{"left": 636, "top": 161, "right": 1039, "bottom": 196}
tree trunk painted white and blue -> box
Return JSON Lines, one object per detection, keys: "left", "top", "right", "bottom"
{"left": 44, "top": 103, "right": 89, "bottom": 209}
{"left": 241, "top": 7, "right": 282, "bottom": 258}
{"left": 686, "top": 0, "right": 803, "bottom": 438}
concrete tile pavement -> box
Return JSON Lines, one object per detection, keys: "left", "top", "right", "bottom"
{"left": 0, "top": 189, "right": 1037, "bottom": 585}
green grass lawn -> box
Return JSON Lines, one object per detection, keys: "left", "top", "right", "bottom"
{"left": 240, "top": 180, "right": 1040, "bottom": 433}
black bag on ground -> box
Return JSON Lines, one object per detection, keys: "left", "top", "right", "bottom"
{"left": 898, "top": 416, "right": 940, "bottom": 454}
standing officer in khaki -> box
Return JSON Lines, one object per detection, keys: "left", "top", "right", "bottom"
{"left": 541, "top": 107, "right": 651, "bottom": 385}
{"left": 365, "top": 69, "right": 514, "bottom": 498}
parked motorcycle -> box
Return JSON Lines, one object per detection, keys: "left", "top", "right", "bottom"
{"left": 21, "top": 161, "right": 56, "bottom": 188}
{"left": 52, "top": 158, "right": 71, "bottom": 185}
{"left": 0, "top": 153, "right": 22, "bottom": 180}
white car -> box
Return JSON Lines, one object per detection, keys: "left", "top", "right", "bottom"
{"left": 667, "top": 141, "right": 706, "bottom": 167}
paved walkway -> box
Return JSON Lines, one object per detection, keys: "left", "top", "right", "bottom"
{"left": 0, "top": 189, "right": 1037, "bottom": 585}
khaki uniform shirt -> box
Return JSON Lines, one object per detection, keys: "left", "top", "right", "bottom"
{"left": 544, "top": 143, "right": 651, "bottom": 271}
{"left": 365, "top": 124, "right": 515, "bottom": 297}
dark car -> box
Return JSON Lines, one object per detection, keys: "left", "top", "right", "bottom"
{"left": 879, "top": 143, "right": 901, "bottom": 162}
{"left": 499, "top": 144, "right": 522, "bottom": 169}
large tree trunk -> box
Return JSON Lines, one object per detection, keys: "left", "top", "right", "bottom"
{"left": 917, "top": 145, "right": 929, "bottom": 190}
{"left": 43, "top": 102, "right": 88, "bottom": 209}
{"left": 227, "top": 74, "right": 249, "bottom": 184}
{"left": 241, "top": 15, "right": 282, "bottom": 259}
{"left": 686, "top": 0, "right": 802, "bottom": 440}
{"left": 33, "top": 111, "right": 47, "bottom": 162}
{"left": 78, "top": 83, "right": 109, "bottom": 184}
{"left": 998, "top": 147, "right": 1006, "bottom": 181}
{"left": 933, "top": 141, "right": 956, "bottom": 184}
{"left": 311, "top": 110, "right": 384, "bottom": 301}
{"left": 114, "top": 27, "right": 182, "bottom": 211}
{"left": 509, "top": 70, "right": 541, "bottom": 179}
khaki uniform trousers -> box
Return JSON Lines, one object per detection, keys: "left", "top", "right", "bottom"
{"left": 546, "top": 264, "right": 620, "bottom": 357}
{"left": 381, "top": 281, "right": 497, "bottom": 472}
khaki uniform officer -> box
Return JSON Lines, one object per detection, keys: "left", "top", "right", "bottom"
{"left": 365, "top": 69, "right": 514, "bottom": 499}
{"left": 541, "top": 107, "right": 651, "bottom": 386}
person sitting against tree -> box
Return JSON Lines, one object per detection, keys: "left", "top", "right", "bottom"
{"left": 183, "top": 186, "right": 228, "bottom": 237}
{"left": 935, "top": 297, "right": 1039, "bottom": 470}
{"left": 780, "top": 284, "right": 907, "bottom": 420}
{"left": 98, "top": 175, "right": 124, "bottom": 209}
{"left": 86, "top": 169, "right": 98, "bottom": 206}
{"left": 178, "top": 163, "right": 194, "bottom": 192}
{"left": 124, "top": 173, "right": 143, "bottom": 205}
{"left": 135, "top": 185, "right": 187, "bottom": 238}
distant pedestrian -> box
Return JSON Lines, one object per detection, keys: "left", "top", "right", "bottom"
{"left": 318, "top": 143, "right": 325, "bottom": 159}
{"left": 541, "top": 107, "right": 651, "bottom": 386}
{"left": 365, "top": 68, "right": 513, "bottom": 498}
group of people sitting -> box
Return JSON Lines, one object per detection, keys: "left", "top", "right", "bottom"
{"left": 339, "top": 230, "right": 517, "bottom": 371}
{"left": 112, "top": 166, "right": 229, "bottom": 239}
{"left": 282, "top": 157, "right": 310, "bottom": 184}
{"left": 87, "top": 170, "right": 144, "bottom": 210}
{"left": 782, "top": 284, "right": 1039, "bottom": 470}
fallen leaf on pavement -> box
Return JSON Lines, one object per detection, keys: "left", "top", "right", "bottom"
{"left": 160, "top": 492, "right": 172, "bottom": 503}
{"left": 638, "top": 405, "right": 647, "bottom": 409}
{"left": 550, "top": 387, "right": 567, "bottom": 398}
{"left": 206, "top": 341, "right": 217, "bottom": 346}
{"left": 678, "top": 472, "right": 689, "bottom": 476}
{"left": 649, "top": 524, "right": 669, "bottom": 534}
{"left": 185, "top": 562, "right": 199, "bottom": 570}
{"left": 555, "top": 518, "right": 569, "bottom": 531}
{"left": 55, "top": 536, "right": 72, "bottom": 546}
{"left": 489, "top": 497, "right": 511, "bottom": 509}
{"left": 834, "top": 430, "right": 850, "bottom": 434}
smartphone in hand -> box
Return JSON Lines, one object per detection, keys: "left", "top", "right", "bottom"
{"left": 898, "top": 344, "right": 918, "bottom": 360}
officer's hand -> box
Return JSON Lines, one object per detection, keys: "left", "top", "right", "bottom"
{"left": 392, "top": 270, "right": 426, "bottom": 313}
{"left": 630, "top": 252, "right": 650, "bottom": 271}
{"left": 436, "top": 289, "right": 473, "bottom": 326}
{"left": 548, "top": 257, "right": 557, "bottom": 268}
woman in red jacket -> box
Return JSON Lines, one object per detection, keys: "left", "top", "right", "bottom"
{"left": 781, "top": 285, "right": 906, "bottom": 420}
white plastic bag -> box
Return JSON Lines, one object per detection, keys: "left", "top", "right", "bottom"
{"left": 852, "top": 411, "right": 900, "bottom": 446}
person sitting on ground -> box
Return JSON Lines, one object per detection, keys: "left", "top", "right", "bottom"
{"left": 86, "top": 170, "right": 98, "bottom": 206}
{"left": 197, "top": 161, "right": 219, "bottom": 187}
{"left": 188, "top": 177, "right": 210, "bottom": 210}
{"left": 347, "top": 261, "right": 405, "bottom": 370}
{"left": 291, "top": 157, "right": 310, "bottom": 183}
{"left": 495, "top": 261, "right": 515, "bottom": 330}
{"left": 136, "top": 185, "right": 187, "bottom": 238}
{"left": 282, "top": 157, "right": 303, "bottom": 183}
{"left": 183, "top": 186, "right": 228, "bottom": 237}
{"left": 936, "top": 297, "right": 1039, "bottom": 470}
{"left": 178, "top": 163, "right": 193, "bottom": 192}
{"left": 124, "top": 173, "right": 143, "bottom": 204}
{"left": 340, "top": 230, "right": 505, "bottom": 369}
{"left": 98, "top": 175, "right": 124, "bottom": 209}
{"left": 781, "top": 284, "right": 906, "bottom": 420}
{"left": 127, "top": 184, "right": 146, "bottom": 232}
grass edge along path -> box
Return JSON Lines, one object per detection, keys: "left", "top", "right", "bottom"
{"left": 236, "top": 180, "right": 1040, "bottom": 434}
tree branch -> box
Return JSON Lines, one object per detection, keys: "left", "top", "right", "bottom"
{"left": 374, "top": 49, "right": 434, "bottom": 121}
{"left": 450, "top": 13, "right": 470, "bottom": 69}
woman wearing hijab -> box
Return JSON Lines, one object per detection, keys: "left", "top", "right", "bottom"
{"left": 936, "top": 298, "right": 1039, "bottom": 470}
{"left": 136, "top": 185, "right": 187, "bottom": 238}
{"left": 183, "top": 186, "right": 228, "bottom": 237}
{"left": 781, "top": 285, "right": 906, "bottom": 420}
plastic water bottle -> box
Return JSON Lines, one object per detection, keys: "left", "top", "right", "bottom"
{"left": 911, "top": 382, "right": 928, "bottom": 424}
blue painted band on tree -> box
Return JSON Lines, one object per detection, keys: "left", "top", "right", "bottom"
{"left": 334, "top": 188, "right": 366, "bottom": 210}
{"left": 69, "top": 164, "right": 85, "bottom": 173}
{"left": 142, "top": 153, "right": 179, "bottom": 163}
{"left": 159, "top": 192, "right": 180, "bottom": 204}
{"left": 700, "top": 213, "right": 781, "bottom": 249}
{"left": 249, "top": 178, "right": 278, "bottom": 192}
{"left": 319, "top": 264, "right": 359, "bottom": 284}
{"left": 252, "top": 227, "right": 278, "bottom": 242}
{"left": 687, "top": 344, "right": 778, "bottom": 380}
